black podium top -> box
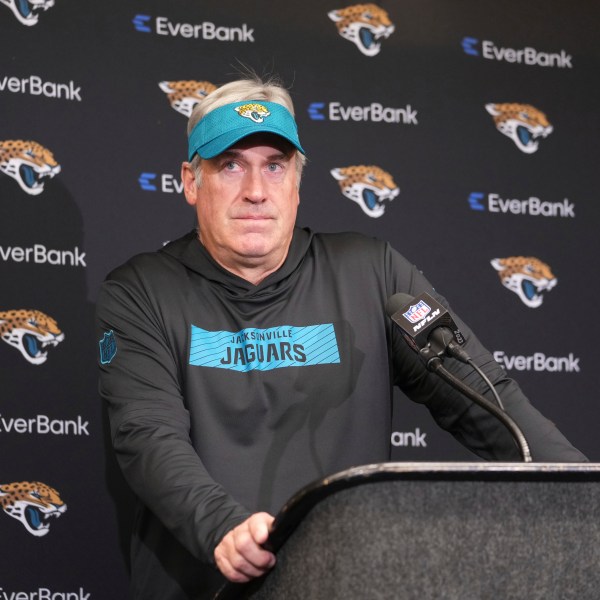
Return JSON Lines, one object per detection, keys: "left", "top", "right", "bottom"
{"left": 216, "top": 462, "right": 599, "bottom": 599}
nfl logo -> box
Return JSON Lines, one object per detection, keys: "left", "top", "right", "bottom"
{"left": 403, "top": 300, "right": 431, "bottom": 324}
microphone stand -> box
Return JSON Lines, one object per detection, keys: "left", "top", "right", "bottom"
{"left": 419, "top": 345, "right": 532, "bottom": 463}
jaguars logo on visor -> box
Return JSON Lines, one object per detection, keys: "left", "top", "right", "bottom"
{"left": 234, "top": 103, "right": 271, "bottom": 124}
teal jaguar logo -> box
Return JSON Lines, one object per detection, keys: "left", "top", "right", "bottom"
{"left": 0, "top": 140, "right": 61, "bottom": 195}
{"left": 328, "top": 3, "right": 395, "bottom": 56}
{"left": 0, "top": 481, "right": 67, "bottom": 537}
{"left": 331, "top": 164, "right": 399, "bottom": 218}
{"left": 0, "top": 0, "right": 56, "bottom": 26}
{"left": 491, "top": 256, "right": 557, "bottom": 308}
{"left": 486, "top": 103, "right": 553, "bottom": 154}
{"left": 0, "top": 309, "right": 65, "bottom": 365}
{"left": 159, "top": 80, "right": 217, "bottom": 118}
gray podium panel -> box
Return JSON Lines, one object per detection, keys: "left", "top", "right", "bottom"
{"left": 217, "top": 463, "right": 600, "bottom": 600}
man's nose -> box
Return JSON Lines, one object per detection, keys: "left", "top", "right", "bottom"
{"left": 242, "top": 168, "right": 267, "bottom": 203}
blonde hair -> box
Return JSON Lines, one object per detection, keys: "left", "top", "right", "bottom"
{"left": 187, "top": 74, "right": 306, "bottom": 186}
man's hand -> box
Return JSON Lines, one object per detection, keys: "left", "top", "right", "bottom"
{"left": 214, "top": 512, "right": 276, "bottom": 582}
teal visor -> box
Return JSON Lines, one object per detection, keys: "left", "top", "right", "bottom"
{"left": 187, "top": 100, "right": 306, "bottom": 161}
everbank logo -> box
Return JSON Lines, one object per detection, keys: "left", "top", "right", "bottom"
{"left": 138, "top": 172, "right": 182, "bottom": 194}
{"left": 308, "top": 101, "right": 418, "bottom": 124}
{"left": 0, "top": 414, "right": 90, "bottom": 436}
{"left": 462, "top": 36, "right": 573, "bottom": 68}
{"left": 0, "top": 75, "right": 82, "bottom": 101}
{"left": 0, "top": 244, "right": 86, "bottom": 267}
{"left": 494, "top": 351, "right": 580, "bottom": 373}
{"left": 0, "top": 588, "right": 90, "bottom": 600}
{"left": 391, "top": 428, "right": 427, "bottom": 447}
{"left": 468, "top": 192, "right": 575, "bottom": 218}
{"left": 132, "top": 14, "right": 255, "bottom": 41}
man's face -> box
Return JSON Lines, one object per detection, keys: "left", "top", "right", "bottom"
{"left": 182, "top": 133, "right": 300, "bottom": 283}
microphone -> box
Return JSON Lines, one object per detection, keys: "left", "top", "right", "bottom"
{"left": 385, "top": 291, "right": 532, "bottom": 462}
{"left": 385, "top": 291, "right": 469, "bottom": 365}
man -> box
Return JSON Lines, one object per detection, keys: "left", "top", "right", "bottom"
{"left": 96, "top": 75, "right": 586, "bottom": 599}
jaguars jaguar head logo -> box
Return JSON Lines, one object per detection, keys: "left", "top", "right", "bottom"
{"left": 0, "top": 309, "right": 65, "bottom": 365}
{"left": 159, "top": 80, "right": 217, "bottom": 118}
{"left": 328, "top": 3, "right": 395, "bottom": 57}
{"left": 0, "top": 481, "right": 67, "bottom": 537}
{"left": 0, "top": 0, "right": 55, "bottom": 26}
{"left": 234, "top": 103, "right": 271, "bottom": 123}
{"left": 0, "top": 140, "right": 61, "bottom": 195}
{"left": 491, "top": 256, "right": 557, "bottom": 308}
{"left": 331, "top": 165, "right": 399, "bottom": 218}
{"left": 486, "top": 103, "right": 553, "bottom": 154}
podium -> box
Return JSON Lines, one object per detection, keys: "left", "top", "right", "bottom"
{"left": 216, "top": 462, "right": 600, "bottom": 599}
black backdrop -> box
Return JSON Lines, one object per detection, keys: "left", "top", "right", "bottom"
{"left": 2, "top": 1, "right": 599, "bottom": 596}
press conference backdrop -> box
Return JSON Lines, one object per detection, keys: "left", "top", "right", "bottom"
{"left": 1, "top": 1, "right": 599, "bottom": 597}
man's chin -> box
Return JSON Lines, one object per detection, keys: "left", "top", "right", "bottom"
{"left": 235, "top": 219, "right": 274, "bottom": 234}
{"left": 234, "top": 238, "right": 274, "bottom": 260}
{"left": 234, "top": 232, "right": 290, "bottom": 261}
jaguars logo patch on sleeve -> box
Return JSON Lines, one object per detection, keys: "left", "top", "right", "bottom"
{"left": 99, "top": 330, "right": 117, "bottom": 365}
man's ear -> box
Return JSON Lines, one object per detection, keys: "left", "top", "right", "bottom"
{"left": 181, "top": 162, "right": 198, "bottom": 206}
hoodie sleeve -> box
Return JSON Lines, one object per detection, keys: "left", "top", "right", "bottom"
{"left": 384, "top": 244, "right": 587, "bottom": 462}
{"left": 95, "top": 261, "right": 251, "bottom": 563}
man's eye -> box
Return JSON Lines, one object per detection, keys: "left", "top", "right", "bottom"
{"left": 267, "top": 163, "right": 282, "bottom": 172}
